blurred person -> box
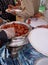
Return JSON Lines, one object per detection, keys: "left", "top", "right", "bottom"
{"left": 8, "top": 0, "right": 40, "bottom": 19}
{"left": 45, "top": 0, "right": 48, "bottom": 9}
{"left": 0, "top": 0, "right": 16, "bottom": 21}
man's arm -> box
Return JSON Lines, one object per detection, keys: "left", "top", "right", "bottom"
{"left": 16, "top": 0, "right": 34, "bottom": 18}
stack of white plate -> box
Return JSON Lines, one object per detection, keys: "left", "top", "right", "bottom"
{"left": 26, "top": 18, "right": 48, "bottom": 27}
{"left": 28, "top": 28, "right": 48, "bottom": 56}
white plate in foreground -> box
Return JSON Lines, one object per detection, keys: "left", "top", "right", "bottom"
{"left": 35, "top": 58, "right": 48, "bottom": 65}
{"left": 28, "top": 28, "right": 48, "bottom": 56}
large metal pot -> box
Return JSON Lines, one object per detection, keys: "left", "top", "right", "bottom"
{"left": 0, "top": 21, "right": 32, "bottom": 57}
{"left": 5, "top": 21, "right": 32, "bottom": 47}
{"left": 5, "top": 21, "right": 32, "bottom": 57}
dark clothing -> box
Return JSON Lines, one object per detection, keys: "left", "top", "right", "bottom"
{"left": 0, "top": 0, "right": 16, "bottom": 21}
{"left": 0, "top": 30, "right": 8, "bottom": 42}
{"left": 0, "top": 30, "right": 9, "bottom": 48}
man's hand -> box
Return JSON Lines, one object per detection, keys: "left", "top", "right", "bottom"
{"left": 8, "top": 4, "right": 20, "bottom": 9}
{"left": 11, "top": 11, "right": 16, "bottom": 15}
{"left": 8, "top": 4, "right": 22, "bottom": 15}
{"left": 8, "top": 4, "right": 15, "bottom": 9}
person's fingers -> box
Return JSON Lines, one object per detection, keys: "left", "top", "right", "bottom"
{"left": 8, "top": 4, "right": 14, "bottom": 9}
{"left": 11, "top": 11, "right": 16, "bottom": 15}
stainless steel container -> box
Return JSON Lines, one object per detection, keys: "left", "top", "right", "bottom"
{"left": 7, "top": 21, "right": 32, "bottom": 47}
{"left": 5, "top": 21, "right": 32, "bottom": 57}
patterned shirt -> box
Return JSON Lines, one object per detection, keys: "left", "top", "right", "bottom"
{"left": 0, "top": 43, "right": 45, "bottom": 65}
{"left": 0, "top": 0, "right": 16, "bottom": 21}
{"left": 0, "top": 0, "right": 15, "bottom": 10}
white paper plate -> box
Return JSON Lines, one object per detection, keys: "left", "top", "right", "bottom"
{"left": 6, "top": 9, "right": 22, "bottom": 13}
{"left": 14, "top": 9, "right": 22, "bottom": 12}
{"left": 28, "top": 28, "right": 48, "bottom": 56}
{"left": 35, "top": 58, "right": 48, "bottom": 65}
{"left": 26, "top": 18, "right": 48, "bottom": 27}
